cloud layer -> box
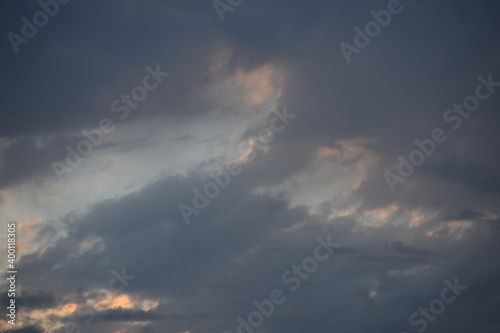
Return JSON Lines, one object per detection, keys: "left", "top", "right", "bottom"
{"left": 1, "top": 0, "right": 500, "bottom": 332}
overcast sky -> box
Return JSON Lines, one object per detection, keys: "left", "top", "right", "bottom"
{"left": 1, "top": 0, "right": 500, "bottom": 332}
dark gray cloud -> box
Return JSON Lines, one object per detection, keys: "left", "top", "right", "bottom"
{"left": 11, "top": 167, "right": 500, "bottom": 332}
{"left": 1, "top": 326, "right": 44, "bottom": 333}
{"left": 1, "top": 0, "right": 500, "bottom": 332}
{"left": 93, "top": 308, "right": 165, "bottom": 322}
{"left": 0, "top": 290, "right": 57, "bottom": 310}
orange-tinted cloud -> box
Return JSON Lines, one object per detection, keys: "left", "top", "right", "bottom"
{"left": 18, "top": 218, "right": 41, "bottom": 233}
{"left": 209, "top": 41, "right": 233, "bottom": 74}
{"left": 2, "top": 302, "right": 79, "bottom": 333}
{"left": 363, "top": 204, "right": 399, "bottom": 220}
{"left": 232, "top": 64, "right": 283, "bottom": 105}
{"left": 316, "top": 138, "right": 378, "bottom": 190}
{"left": 426, "top": 220, "right": 474, "bottom": 238}
{"left": 17, "top": 218, "right": 42, "bottom": 256}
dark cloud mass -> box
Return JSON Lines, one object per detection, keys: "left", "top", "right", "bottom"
{"left": 0, "top": 0, "right": 499, "bottom": 332}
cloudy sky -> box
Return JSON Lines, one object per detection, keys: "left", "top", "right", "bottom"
{"left": 1, "top": 0, "right": 500, "bottom": 332}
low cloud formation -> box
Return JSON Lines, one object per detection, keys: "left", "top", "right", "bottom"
{"left": 1, "top": 0, "right": 500, "bottom": 332}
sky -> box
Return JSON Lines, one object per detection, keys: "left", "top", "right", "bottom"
{"left": 0, "top": 0, "right": 500, "bottom": 332}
